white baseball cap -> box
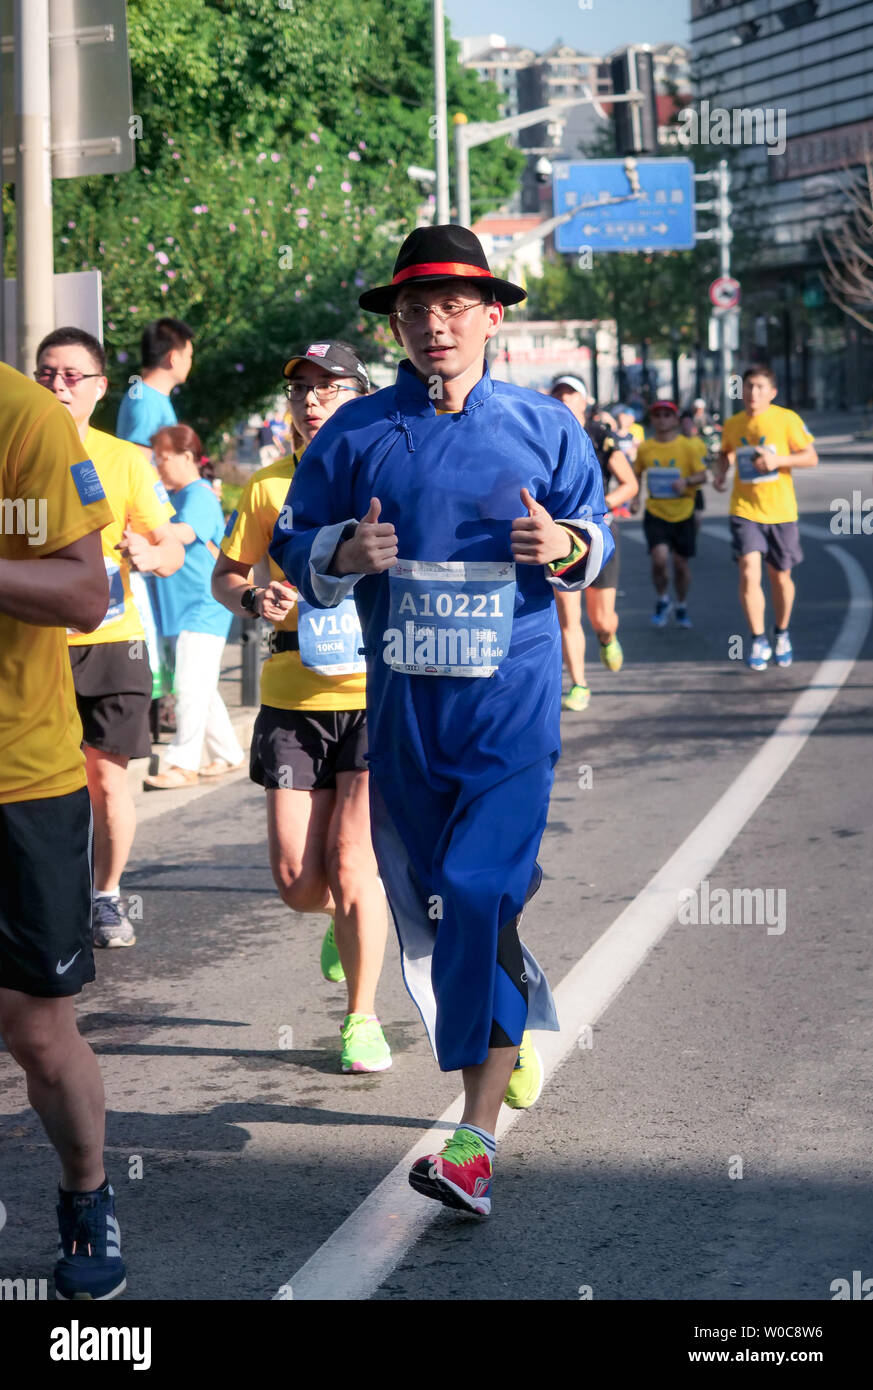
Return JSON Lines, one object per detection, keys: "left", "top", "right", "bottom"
{"left": 550, "top": 375, "right": 589, "bottom": 397}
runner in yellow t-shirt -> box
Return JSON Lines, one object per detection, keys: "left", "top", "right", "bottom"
{"left": 679, "top": 409, "right": 710, "bottom": 531}
{"left": 631, "top": 400, "right": 707, "bottom": 628}
{"left": 0, "top": 362, "right": 130, "bottom": 1301}
{"left": 713, "top": 365, "right": 817, "bottom": 670}
{"left": 36, "top": 327, "right": 184, "bottom": 948}
{"left": 213, "top": 340, "right": 390, "bottom": 1075}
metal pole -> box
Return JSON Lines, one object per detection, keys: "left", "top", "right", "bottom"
{"left": 0, "top": 43, "right": 5, "bottom": 363}
{"left": 454, "top": 116, "right": 470, "bottom": 227}
{"left": 717, "top": 157, "right": 732, "bottom": 422}
{"left": 15, "top": 0, "right": 54, "bottom": 374}
{"left": 433, "top": 0, "right": 450, "bottom": 225}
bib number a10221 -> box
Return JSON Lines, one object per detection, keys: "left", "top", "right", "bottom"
{"left": 384, "top": 559, "right": 516, "bottom": 677}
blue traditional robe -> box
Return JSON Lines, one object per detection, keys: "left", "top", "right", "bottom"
{"left": 270, "top": 361, "right": 613, "bottom": 1071}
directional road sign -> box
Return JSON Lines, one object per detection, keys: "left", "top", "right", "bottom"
{"left": 709, "top": 275, "right": 741, "bottom": 309}
{"left": 553, "top": 158, "right": 696, "bottom": 253}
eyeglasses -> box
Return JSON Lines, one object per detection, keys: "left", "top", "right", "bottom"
{"left": 284, "top": 381, "right": 363, "bottom": 402}
{"left": 394, "top": 299, "right": 489, "bottom": 324}
{"left": 34, "top": 367, "right": 102, "bottom": 388}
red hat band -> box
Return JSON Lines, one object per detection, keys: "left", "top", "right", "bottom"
{"left": 391, "top": 262, "right": 493, "bottom": 286}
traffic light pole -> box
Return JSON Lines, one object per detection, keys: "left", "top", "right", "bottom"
{"left": 694, "top": 158, "right": 733, "bottom": 422}
{"left": 453, "top": 91, "right": 642, "bottom": 230}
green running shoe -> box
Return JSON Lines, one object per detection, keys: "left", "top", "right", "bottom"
{"left": 599, "top": 635, "right": 624, "bottom": 672}
{"left": 561, "top": 683, "right": 591, "bottom": 712}
{"left": 503, "top": 1031, "right": 544, "bottom": 1109}
{"left": 340, "top": 1014, "right": 392, "bottom": 1073}
{"left": 320, "top": 919, "right": 345, "bottom": 983}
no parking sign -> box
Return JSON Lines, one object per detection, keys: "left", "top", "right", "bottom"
{"left": 709, "top": 276, "right": 741, "bottom": 310}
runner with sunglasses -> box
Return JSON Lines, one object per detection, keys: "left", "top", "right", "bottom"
{"left": 35, "top": 328, "right": 183, "bottom": 948}
{"left": 213, "top": 342, "right": 391, "bottom": 1074}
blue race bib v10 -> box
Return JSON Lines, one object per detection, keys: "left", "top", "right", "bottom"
{"left": 296, "top": 595, "right": 365, "bottom": 675}
{"left": 384, "top": 559, "right": 516, "bottom": 677}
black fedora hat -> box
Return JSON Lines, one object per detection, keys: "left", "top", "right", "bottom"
{"left": 358, "top": 224, "right": 526, "bottom": 315}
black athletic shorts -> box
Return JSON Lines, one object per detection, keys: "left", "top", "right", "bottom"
{"left": 592, "top": 523, "right": 620, "bottom": 589}
{"left": 0, "top": 786, "right": 95, "bottom": 997}
{"left": 69, "top": 640, "right": 152, "bottom": 760}
{"left": 643, "top": 511, "right": 697, "bottom": 559}
{"left": 729, "top": 516, "right": 803, "bottom": 571}
{"left": 250, "top": 706, "right": 369, "bottom": 791}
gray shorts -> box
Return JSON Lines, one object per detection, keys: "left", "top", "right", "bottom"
{"left": 730, "top": 517, "right": 803, "bottom": 572}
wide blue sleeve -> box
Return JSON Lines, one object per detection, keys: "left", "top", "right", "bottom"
{"left": 543, "top": 417, "right": 615, "bottom": 591}
{"left": 269, "top": 422, "right": 362, "bottom": 608}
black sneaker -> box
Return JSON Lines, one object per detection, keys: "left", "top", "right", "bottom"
{"left": 92, "top": 896, "right": 135, "bottom": 949}
{"left": 55, "top": 1181, "right": 127, "bottom": 1300}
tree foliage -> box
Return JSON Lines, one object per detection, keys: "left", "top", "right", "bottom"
{"left": 7, "top": 0, "right": 522, "bottom": 445}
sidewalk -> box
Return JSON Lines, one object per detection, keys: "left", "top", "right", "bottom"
{"left": 802, "top": 408, "right": 873, "bottom": 462}
{"left": 127, "top": 628, "right": 259, "bottom": 794}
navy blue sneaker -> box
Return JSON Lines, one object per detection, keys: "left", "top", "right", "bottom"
{"left": 55, "top": 1181, "right": 126, "bottom": 1300}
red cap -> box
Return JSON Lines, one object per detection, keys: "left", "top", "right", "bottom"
{"left": 651, "top": 399, "right": 678, "bottom": 414}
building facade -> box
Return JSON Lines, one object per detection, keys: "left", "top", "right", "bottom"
{"left": 689, "top": 0, "right": 873, "bottom": 408}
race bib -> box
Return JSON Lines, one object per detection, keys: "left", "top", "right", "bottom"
{"left": 297, "top": 596, "right": 365, "bottom": 675}
{"left": 99, "top": 557, "right": 127, "bottom": 628}
{"left": 736, "top": 445, "right": 778, "bottom": 484}
{"left": 647, "top": 466, "right": 683, "bottom": 500}
{"left": 384, "top": 560, "right": 516, "bottom": 678}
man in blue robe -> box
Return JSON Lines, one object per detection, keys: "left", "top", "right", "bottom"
{"left": 271, "top": 225, "right": 612, "bottom": 1216}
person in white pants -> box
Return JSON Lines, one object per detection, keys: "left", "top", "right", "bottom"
{"left": 144, "top": 424, "right": 244, "bottom": 789}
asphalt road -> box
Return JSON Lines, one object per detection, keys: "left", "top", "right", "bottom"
{"left": 1, "top": 453, "right": 871, "bottom": 1304}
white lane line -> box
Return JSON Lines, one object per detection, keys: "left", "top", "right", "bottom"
{"left": 280, "top": 531, "right": 871, "bottom": 1301}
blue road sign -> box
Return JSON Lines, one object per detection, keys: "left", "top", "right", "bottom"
{"left": 553, "top": 158, "right": 696, "bottom": 253}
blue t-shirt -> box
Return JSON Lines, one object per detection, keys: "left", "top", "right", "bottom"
{"left": 153, "top": 480, "right": 231, "bottom": 638}
{"left": 116, "top": 382, "right": 178, "bottom": 450}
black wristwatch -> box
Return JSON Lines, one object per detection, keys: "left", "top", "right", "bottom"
{"left": 240, "top": 586, "right": 259, "bottom": 615}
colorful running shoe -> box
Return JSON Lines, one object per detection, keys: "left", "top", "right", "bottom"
{"left": 503, "top": 1030, "right": 544, "bottom": 1110}
{"left": 408, "top": 1127, "right": 492, "bottom": 1216}
{"left": 599, "top": 635, "right": 624, "bottom": 671}
{"left": 773, "top": 631, "right": 793, "bottom": 667}
{"left": 55, "top": 1182, "right": 126, "bottom": 1301}
{"left": 92, "top": 897, "right": 135, "bottom": 949}
{"left": 340, "top": 1013, "right": 392, "bottom": 1073}
{"left": 674, "top": 605, "right": 693, "bottom": 629}
{"left": 651, "top": 597, "right": 671, "bottom": 628}
{"left": 320, "top": 919, "right": 345, "bottom": 983}
{"left": 747, "top": 635, "right": 773, "bottom": 671}
{"left": 562, "top": 683, "right": 591, "bottom": 711}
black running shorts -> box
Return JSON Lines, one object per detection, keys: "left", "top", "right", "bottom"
{"left": 0, "top": 787, "right": 95, "bottom": 997}
{"left": 592, "top": 523, "right": 620, "bottom": 590}
{"left": 643, "top": 511, "right": 697, "bottom": 559}
{"left": 69, "top": 641, "right": 153, "bottom": 760}
{"left": 250, "top": 706, "right": 369, "bottom": 791}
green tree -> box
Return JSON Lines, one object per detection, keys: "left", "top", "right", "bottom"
{"left": 5, "top": 0, "right": 522, "bottom": 445}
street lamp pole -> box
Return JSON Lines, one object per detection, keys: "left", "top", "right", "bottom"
{"left": 432, "top": 0, "right": 450, "bottom": 225}
{"left": 15, "top": 0, "right": 54, "bottom": 374}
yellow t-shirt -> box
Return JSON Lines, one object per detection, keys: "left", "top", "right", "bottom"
{"left": 721, "top": 405, "right": 813, "bottom": 524}
{"left": 221, "top": 453, "right": 367, "bottom": 712}
{"left": 0, "top": 365, "right": 113, "bottom": 803}
{"left": 629, "top": 422, "right": 645, "bottom": 444}
{"left": 635, "top": 436, "right": 702, "bottom": 522}
{"left": 67, "top": 426, "right": 175, "bottom": 647}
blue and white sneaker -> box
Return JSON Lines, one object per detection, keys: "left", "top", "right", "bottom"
{"left": 651, "top": 597, "right": 671, "bottom": 628}
{"left": 746, "top": 635, "right": 773, "bottom": 671}
{"left": 55, "top": 1181, "right": 126, "bottom": 1300}
{"left": 773, "top": 631, "right": 793, "bottom": 667}
{"left": 92, "top": 896, "right": 135, "bottom": 949}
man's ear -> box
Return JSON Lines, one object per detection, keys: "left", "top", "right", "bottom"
{"left": 484, "top": 300, "right": 504, "bottom": 341}
{"left": 389, "top": 313, "right": 405, "bottom": 349}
